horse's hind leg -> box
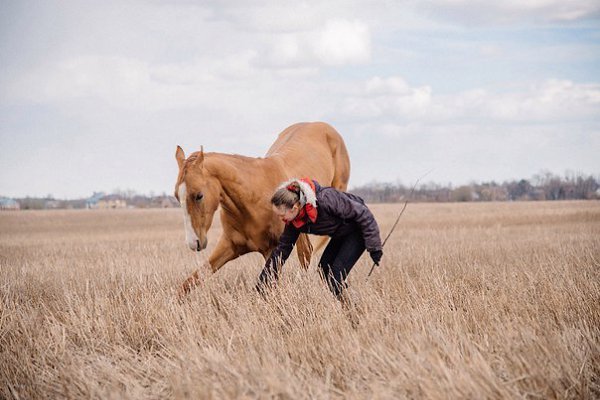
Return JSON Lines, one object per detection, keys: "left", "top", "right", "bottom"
{"left": 330, "top": 141, "right": 350, "bottom": 192}
{"left": 295, "top": 233, "right": 314, "bottom": 269}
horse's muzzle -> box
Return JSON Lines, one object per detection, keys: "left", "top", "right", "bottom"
{"left": 194, "top": 238, "right": 208, "bottom": 252}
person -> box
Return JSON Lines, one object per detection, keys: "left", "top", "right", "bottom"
{"left": 257, "top": 177, "right": 383, "bottom": 299}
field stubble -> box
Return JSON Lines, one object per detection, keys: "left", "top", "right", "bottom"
{"left": 0, "top": 201, "right": 599, "bottom": 399}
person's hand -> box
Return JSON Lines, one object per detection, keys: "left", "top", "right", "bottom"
{"left": 369, "top": 249, "right": 383, "bottom": 265}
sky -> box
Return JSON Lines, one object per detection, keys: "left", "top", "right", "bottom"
{"left": 1, "top": 0, "right": 599, "bottom": 199}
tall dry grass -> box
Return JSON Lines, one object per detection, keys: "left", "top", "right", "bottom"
{"left": 1, "top": 201, "right": 599, "bottom": 399}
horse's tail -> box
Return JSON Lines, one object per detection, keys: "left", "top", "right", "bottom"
{"left": 295, "top": 234, "right": 329, "bottom": 269}
{"left": 329, "top": 129, "right": 351, "bottom": 192}
{"left": 311, "top": 236, "right": 329, "bottom": 253}
{"left": 295, "top": 233, "right": 313, "bottom": 269}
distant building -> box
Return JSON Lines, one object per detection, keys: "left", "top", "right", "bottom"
{"left": 86, "top": 192, "right": 106, "bottom": 209}
{"left": 154, "top": 195, "right": 179, "bottom": 208}
{"left": 97, "top": 194, "right": 127, "bottom": 209}
{"left": 0, "top": 197, "right": 20, "bottom": 211}
{"left": 86, "top": 192, "right": 126, "bottom": 209}
{"left": 44, "top": 199, "right": 61, "bottom": 209}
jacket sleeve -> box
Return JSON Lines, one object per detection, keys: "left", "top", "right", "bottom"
{"left": 258, "top": 224, "right": 300, "bottom": 284}
{"left": 322, "top": 190, "right": 382, "bottom": 252}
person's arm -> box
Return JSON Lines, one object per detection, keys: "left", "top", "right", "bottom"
{"left": 322, "top": 190, "right": 382, "bottom": 253}
{"left": 257, "top": 224, "right": 301, "bottom": 288}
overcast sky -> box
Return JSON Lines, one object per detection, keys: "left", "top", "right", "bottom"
{"left": 1, "top": 0, "right": 599, "bottom": 199}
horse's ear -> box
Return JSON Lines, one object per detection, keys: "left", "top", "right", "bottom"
{"left": 193, "top": 145, "right": 205, "bottom": 167}
{"left": 176, "top": 146, "right": 185, "bottom": 170}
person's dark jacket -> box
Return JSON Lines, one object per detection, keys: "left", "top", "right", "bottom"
{"left": 260, "top": 180, "right": 382, "bottom": 282}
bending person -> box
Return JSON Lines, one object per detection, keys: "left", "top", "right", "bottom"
{"left": 257, "top": 177, "right": 383, "bottom": 299}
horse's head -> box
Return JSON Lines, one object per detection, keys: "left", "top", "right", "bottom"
{"left": 174, "top": 146, "right": 220, "bottom": 252}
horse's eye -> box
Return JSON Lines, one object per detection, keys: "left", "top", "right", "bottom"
{"left": 195, "top": 193, "right": 204, "bottom": 202}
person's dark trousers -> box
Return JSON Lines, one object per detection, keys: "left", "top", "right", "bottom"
{"left": 318, "top": 230, "right": 366, "bottom": 298}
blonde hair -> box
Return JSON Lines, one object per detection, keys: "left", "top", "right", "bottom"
{"left": 271, "top": 182, "right": 300, "bottom": 208}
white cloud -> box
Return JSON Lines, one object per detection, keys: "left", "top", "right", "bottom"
{"left": 342, "top": 76, "right": 434, "bottom": 119}
{"left": 213, "top": 1, "right": 329, "bottom": 33}
{"left": 479, "top": 45, "right": 502, "bottom": 57}
{"left": 482, "top": 80, "right": 600, "bottom": 122}
{"left": 314, "top": 20, "right": 371, "bottom": 65}
{"left": 2, "top": 51, "right": 266, "bottom": 111}
{"left": 269, "top": 35, "right": 302, "bottom": 65}
{"left": 259, "top": 19, "right": 371, "bottom": 69}
{"left": 420, "top": 0, "right": 600, "bottom": 24}
{"left": 334, "top": 75, "right": 600, "bottom": 185}
{"left": 346, "top": 119, "right": 598, "bottom": 187}
{"left": 340, "top": 76, "right": 600, "bottom": 124}
{"left": 366, "top": 76, "right": 412, "bottom": 95}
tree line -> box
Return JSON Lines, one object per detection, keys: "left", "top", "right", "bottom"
{"left": 350, "top": 171, "right": 600, "bottom": 203}
{"left": 5, "top": 171, "right": 599, "bottom": 210}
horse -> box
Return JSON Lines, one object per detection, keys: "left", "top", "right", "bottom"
{"left": 174, "top": 122, "right": 350, "bottom": 296}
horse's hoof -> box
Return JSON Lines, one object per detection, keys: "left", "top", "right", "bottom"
{"left": 176, "top": 271, "right": 201, "bottom": 302}
{"left": 177, "top": 283, "right": 190, "bottom": 296}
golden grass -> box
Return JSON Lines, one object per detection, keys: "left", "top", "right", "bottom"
{"left": 1, "top": 201, "right": 599, "bottom": 399}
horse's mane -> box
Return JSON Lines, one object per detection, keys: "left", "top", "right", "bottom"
{"left": 180, "top": 152, "right": 255, "bottom": 183}
{"left": 183, "top": 153, "right": 201, "bottom": 167}
{"left": 180, "top": 153, "right": 202, "bottom": 179}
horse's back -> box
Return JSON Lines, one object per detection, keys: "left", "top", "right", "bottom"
{"left": 265, "top": 122, "right": 339, "bottom": 156}
{"left": 265, "top": 122, "right": 350, "bottom": 191}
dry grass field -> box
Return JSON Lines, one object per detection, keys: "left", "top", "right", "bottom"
{"left": 1, "top": 201, "right": 599, "bottom": 399}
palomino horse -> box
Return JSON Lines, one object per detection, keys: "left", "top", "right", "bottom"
{"left": 175, "top": 122, "right": 350, "bottom": 295}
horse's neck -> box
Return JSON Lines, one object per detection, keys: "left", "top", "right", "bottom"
{"left": 204, "top": 153, "right": 267, "bottom": 218}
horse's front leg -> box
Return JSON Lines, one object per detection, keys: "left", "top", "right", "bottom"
{"left": 178, "top": 236, "right": 240, "bottom": 298}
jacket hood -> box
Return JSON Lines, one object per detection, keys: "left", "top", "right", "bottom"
{"left": 277, "top": 178, "right": 317, "bottom": 208}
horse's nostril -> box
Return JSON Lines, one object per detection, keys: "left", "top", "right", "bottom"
{"left": 196, "top": 239, "right": 201, "bottom": 251}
